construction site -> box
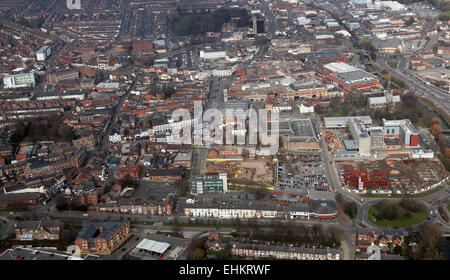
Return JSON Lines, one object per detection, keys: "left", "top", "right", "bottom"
{"left": 203, "top": 159, "right": 276, "bottom": 188}
{"left": 337, "top": 158, "right": 449, "bottom": 194}
{"left": 323, "top": 130, "right": 344, "bottom": 153}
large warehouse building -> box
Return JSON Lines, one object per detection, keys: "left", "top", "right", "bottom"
{"left": 323, "top": 62, "right": 380, "bottom": 92}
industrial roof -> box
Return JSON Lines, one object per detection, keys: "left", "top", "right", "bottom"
{"left": 335, "top": 70, "right": 377, "bottom": 85}
{"left": 323, "top": 116, "right": 372, "bottom": 128}
{"left": 96, "top": 82, "right": 119, "bottom": 89}
{"left": 136, "top": 239, "right": 171, "bottom": 254}
{"left": 36, "top": 46, "right": 50, "bottom": 54}
{"left": 315, "top": 34, "right": 335, "bottom": 40}
{"left": 369, "top": 96, "right": 400, "bottom": 104}
{"left": 343, "top": 139, "right": 359, "bottom": 150}
{"left": 323, "top": 62, "right": 357, "bottom": 73}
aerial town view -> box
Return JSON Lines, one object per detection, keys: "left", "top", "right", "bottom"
{"left": 0, "top": 0, "right": 449, "bottom": 266}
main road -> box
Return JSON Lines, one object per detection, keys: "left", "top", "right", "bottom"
{"left": 375, "top": 53, "right": 450, "bottom": 121}
{"left": 310, "top": 112, "right": 450, "bottom": 233}
{"left": 260, "top": 0, "right": 276, "bottom": 36}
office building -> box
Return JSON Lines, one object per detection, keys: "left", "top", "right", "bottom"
{"left": 3, "top": 73, "right": 36, "bottom": 89}
{"left": 349, "top": 117, "right": 371, "bottom": 155}
{"left": 382, "top": 119, "right": 419, "bottom": 147}
{"left": 191, "top": 173, "right": 228, "bottom": 194}
{"left": 36, "top": 46, "right": 51, "bottom": 61}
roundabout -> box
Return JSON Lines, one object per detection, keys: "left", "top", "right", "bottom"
{"left": 367, "top": 200, "right": 428, "bottom": 228}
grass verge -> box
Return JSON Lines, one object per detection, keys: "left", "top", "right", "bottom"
{"left": 130, "top": 221, "right": 154, "bottom": 226}
{"left": 364, "top": 185, "right": 445, "bottom": 198}
{"left": 163, "top": 222, "right": 235, "bottom": 228}
{"left": 0, "top": 208, "right": 25, "bottom": 212}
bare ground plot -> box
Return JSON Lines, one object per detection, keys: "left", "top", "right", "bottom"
{"left": 417, "top": 68, "right": 450, "bottom": 84}
{"left": 337, "top": 158, "right": 448, "bottom": 193}
{"left": 403, "top": 39, "right": 426, "bottom": 51}
{"left": 204, "top": 160, "right": 275, "bottom": 186}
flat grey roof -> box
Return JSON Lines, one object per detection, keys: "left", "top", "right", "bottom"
{"left": 335, "top": 70, "right": 377, "bottom": 85}
{"left": 343, "top": 139, "right": 359, "bottom": 150}
{"left": 36, "top": 46, "right": 50, "bottom": 54}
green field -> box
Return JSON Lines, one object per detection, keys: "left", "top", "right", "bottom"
{"left": 368, "top": 205, "right": 428, "bottom": 227}
{"left": 174, "top": 15, "right": 192, "bottom": 36}
{"left": 65, "top": 224, "right": 83, "bottom": 231}
{"left": 439, "top": 10, "right": 450, "bottom": 17}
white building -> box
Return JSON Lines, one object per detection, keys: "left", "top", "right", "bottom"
{"left": 109, "top": 132, "right": 122, "bottom": 144}
{"left": 323, "top": 62, "right": 357, "bottom": 74}
{"left": 152, "top": 117, "right": 199, "bottom": 134}
{"left": 199, "top": 49, "right": 227, "bottom": 60}
{"left": 372, "top": 0, "right": 406, "bottom": 11}
{"left": 368, "top": 95, "right": 400, "bottom": 109}
{"left": 3, "top": 73, "right": 36, "bottom": 89}
{"left": 36, "top": 46, "right": 51, "bottom": 61}
{"left": 37, "top": 93, "right": 85, "bottom": 101}
{"left": 349, "top": 117, "right": 371, "bottom": 156}
{"left": 298, "top": 103, "right": 314, "bottom": 113}
{"left": 271, "top": 104, "right": 292, "bottom": 112}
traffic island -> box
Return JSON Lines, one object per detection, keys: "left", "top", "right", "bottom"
{"left": 368, "top": 199, "right": 428, "bottom": 228}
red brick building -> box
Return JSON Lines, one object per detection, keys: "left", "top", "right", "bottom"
{"left": 117, "top": 165, "right": 142, "bottom": 180}
{"left": 75, "top": 221, "right": 131, "bottom": 255}
{"left": 0, "top": 193, "right": 44, "bottom": 208}
{"left": 146, "top": 168, "right": 182, "bottom": 182}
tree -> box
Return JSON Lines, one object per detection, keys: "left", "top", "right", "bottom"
{"left": 437, "top": 134, "right": 450, "bottom": 151}
{"left": 55, "top": 194, "right": 69, "bottom": 211}
{"left": 168, "top": 9, "right": 180, "bottom": 21}
{"left": 171, "top": 223, "right": 182, "bottom": 235}
{"left": 311, "top": 224, "right": 322, "bottom": 238}
{"left": 190, "top": 247, "right": 206, "bottom": 259}
{"left": 430, "top": 117, "right": 442, "bottom": 127}
{"left": 187, "top": 237, "right": 207, "bottom": 260}
{"left": 416, "top": 222, "right": 443, "bottom": 260}
{"left": 444, "top": 147, "right": 450, "bottom": 159}
{"left": 399, "top": 199, "right": 426, "bottom": 213}
{"left": 121, "top": 175, "right": 138, "bottom": 189}
{"left": 343, "top": 201, "right": 358, "bottom": 219}
{"left": 253, "top": 189, "right": 268, "bottom": 200}
{"left": 241, "top": 148, "right": 250, "bottom": 159}
{"left": 163, "top": 86, "right": 176, "bottom": 98}
{"left": 430, "top": 124, "right": 443, "bottom": 138}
